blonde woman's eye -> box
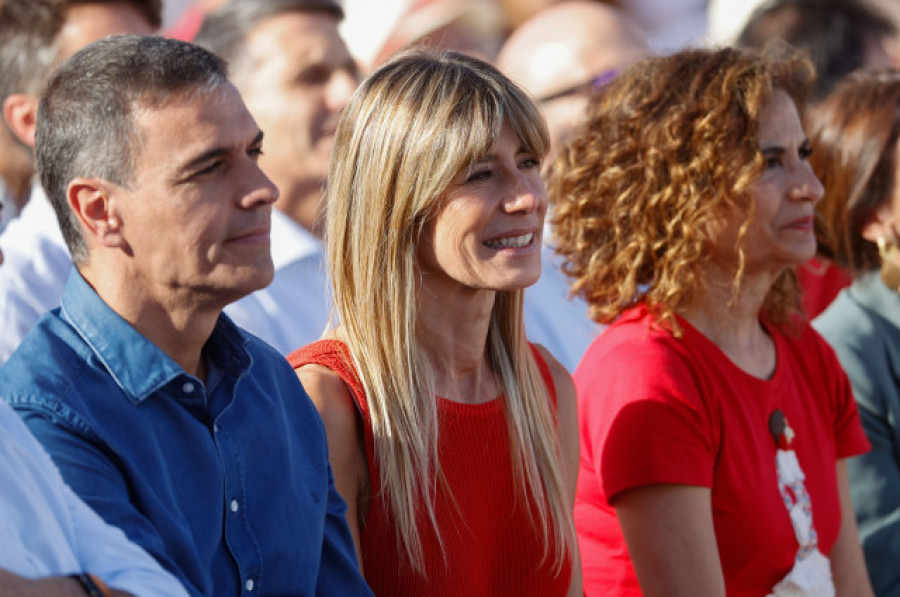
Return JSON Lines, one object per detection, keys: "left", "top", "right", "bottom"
{"left": 466, "top": 169, "right": 492, "bottom": 183}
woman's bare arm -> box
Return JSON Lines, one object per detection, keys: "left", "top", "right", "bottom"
{"left": 615, "top": 484, "right": 726, "bottom": 597}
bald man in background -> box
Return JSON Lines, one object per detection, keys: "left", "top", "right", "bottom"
{"left": 499, "top": 0, "right": 648, "bottom": 161}
{"left": 498, "top": 0, "right": 649, "bottom": 371}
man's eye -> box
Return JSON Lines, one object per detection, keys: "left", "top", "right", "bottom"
{"left": 196, "top": 161, "right": 223, "bottom": 176}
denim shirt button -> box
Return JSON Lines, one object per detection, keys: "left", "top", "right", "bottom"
{"left": 230, "top": 499, "right": 239, "bottom": 513}
{"left": 182, "top": 381, "right": 195, "bottom": 394}
{"left": 245, "top": 579, "right": 254, "bottom": 592}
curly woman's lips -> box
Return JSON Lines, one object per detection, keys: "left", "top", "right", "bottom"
{"left": 784, "top": 216, "right": 814, "bottom": 231}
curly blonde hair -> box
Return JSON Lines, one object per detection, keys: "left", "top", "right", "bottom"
{"left": 549, "top": 46, "right": 815, "bottom": 333}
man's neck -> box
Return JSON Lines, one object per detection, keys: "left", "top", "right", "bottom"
{"left": 80, "top": 265, "right": 220, "bottom": 379}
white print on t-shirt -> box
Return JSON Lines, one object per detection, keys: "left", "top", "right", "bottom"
{"left": 766, "top": 449, "right": 835, "bottom": 597}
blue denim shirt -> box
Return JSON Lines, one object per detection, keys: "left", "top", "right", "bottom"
{"left": 1, "top": 271, "right": 372, "bottom": 597}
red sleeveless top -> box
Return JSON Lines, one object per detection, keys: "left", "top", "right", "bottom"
{"left": 289, "top": 340, "right": 572, "bottom": 596}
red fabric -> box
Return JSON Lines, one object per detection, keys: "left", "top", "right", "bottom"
{"left": 162, "top": 5, "right": 205, "bottom": 41}
{"left": 574, "top": 304, "right": 870, "bottom": 597}
{"left": 289, "top": 340, "right": 571, "bottom": 596}
{"left": 797, "top": 257, "right": 852, "bottom": 319}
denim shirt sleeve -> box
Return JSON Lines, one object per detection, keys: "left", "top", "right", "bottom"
{"left": 17, "top": 408, "right": 201, "bottom": 596}
{"left": 60, "top": 475, "right": 190, "bottom": 597}
{"left": 316, "top": 464, "right": 374, "bottom": 596}
{"left": 0, "top": 399, "right": 188, "bottom": 597}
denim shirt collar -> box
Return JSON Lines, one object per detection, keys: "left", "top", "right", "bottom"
{"left": 59, "top": 269, "right": 252, "bottom": 404}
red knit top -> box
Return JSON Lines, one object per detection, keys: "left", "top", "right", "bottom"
{"left": 289, "top": 340, "right": 572, "bottom": 596}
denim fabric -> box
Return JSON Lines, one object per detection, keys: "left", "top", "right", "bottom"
{"left": 0, "top": 399, "right": 189, "bottom": 596}
{"left": 1, "top": 270, "right": 372, "bottom": 597}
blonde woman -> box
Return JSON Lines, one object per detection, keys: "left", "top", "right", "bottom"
{"left": 288, "top": 49, "right": 581, "bottom": 596}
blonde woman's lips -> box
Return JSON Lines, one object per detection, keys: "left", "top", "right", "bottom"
{"left": 483, "top": 231, "right": 535, "bottom": 249}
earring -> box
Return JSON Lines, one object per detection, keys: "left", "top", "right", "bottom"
{"left": 877, "top": 235, "right": 900, "bottom": 292}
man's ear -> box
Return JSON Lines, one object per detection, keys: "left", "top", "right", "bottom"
{"left": 861, "top": 201, "right": 895, "bottom": 243}
{"left": 3, "top": 93, "right": 39, "bottom": 149}
{"left": 67, "top": 178, "right": 127, "bottom": 249}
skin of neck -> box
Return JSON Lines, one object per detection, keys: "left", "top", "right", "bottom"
{"left": 416, "top": 280, "right": 501, "bottom": 403}
{"left": 79, "top": 258, "right": 220, "bottom": 381}
{"left": 678, "top": 261, "right": 780, "bottom": 379}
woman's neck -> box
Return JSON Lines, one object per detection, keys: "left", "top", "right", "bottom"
{"left": 678, "top": 267, "right": 778, "bottom": 379}
{"left": 417, "top": 282, "right": 501, "bottom": 404}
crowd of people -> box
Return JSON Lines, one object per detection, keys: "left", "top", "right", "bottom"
{"left": 1, "top": 0, "right": 900, "bottom": 596}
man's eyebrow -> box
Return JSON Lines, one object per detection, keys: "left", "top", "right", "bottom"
{"left": 177, "top": 130, "right": 264, "bottom": 176}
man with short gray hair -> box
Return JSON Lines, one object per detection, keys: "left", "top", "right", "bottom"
{"left": 1, "top": 34, "right": 372, "bottom": 597}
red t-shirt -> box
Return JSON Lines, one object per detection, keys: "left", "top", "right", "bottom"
{"left": 574, "top": 304, "right": 870, "bottom": 596}
{"left": 797, "top": 258, "right": 852, "bottom": 319}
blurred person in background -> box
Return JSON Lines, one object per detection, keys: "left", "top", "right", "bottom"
{"left": 616, "top": 0, "right": 707, "bottom": 52}
{"left": 498, "top": 0, "right": 648, "bottom": 162}
{"left": 195, "top": 0, "right": 360, "bottom": 355}
{"left": 736, "top": 0, "right": 900, "bottom": 318}
{"left": 552, "top": 47, "right": 872, "bottom": 596}
{"left": 737, "top": 0, "right": 899, "bottom": 104}
{"left": 810, "top": 70, "right": 900, "bottom": 597}
{"left": 370, "top": 0, "right": 507, "bottom": 67}
{"left": 163, "top": 0, "right": 225, "bottom": 40}
{"left": 0, "top": 0, "right": 159, "bottom": 364}
{"left": 497, "top": 0, "right": 649, "bottom": 371}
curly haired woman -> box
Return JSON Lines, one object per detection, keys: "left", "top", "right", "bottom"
{"left": 551, "top": 47, "right": 873, "bottom": 597}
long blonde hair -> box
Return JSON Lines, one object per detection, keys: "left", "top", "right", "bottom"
{"left": 326, "top": 48, "right": 573, "bottom": 573}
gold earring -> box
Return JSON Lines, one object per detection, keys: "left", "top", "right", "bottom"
{"left": 877, "top": 235, "right": 900, "bottom": 293}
